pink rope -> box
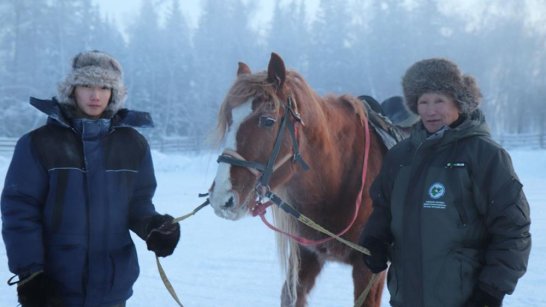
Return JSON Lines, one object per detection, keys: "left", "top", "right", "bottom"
{"left": 258, "top": 116, "right": 371, "bottom": 246}
{"left": 250, "top": 201, "right": 273, "bottom": 217}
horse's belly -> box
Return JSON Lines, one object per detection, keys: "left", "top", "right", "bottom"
{"left": 310, "top": 242, "right": 352, "bottom": 262}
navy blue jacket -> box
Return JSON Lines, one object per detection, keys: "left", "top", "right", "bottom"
{"left": 2, "top": 97, "right": 158, "bottom": 306}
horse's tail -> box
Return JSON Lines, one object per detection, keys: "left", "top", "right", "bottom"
{"left": 271, "top": 201, "right": 300, "bottom": 306}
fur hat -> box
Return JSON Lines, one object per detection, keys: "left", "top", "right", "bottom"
{"left": 402, "top": 58, "right": 481, "bottom": 115}
{"left": 57, "top": 50, "right": 126, "bottom": 113}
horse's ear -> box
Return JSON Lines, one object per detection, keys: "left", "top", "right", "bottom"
{"left": 237, "top": 62, "right": 251, "bottom": 76}
{"left": 267, "top": 52, "right": 286, "bottom": 90}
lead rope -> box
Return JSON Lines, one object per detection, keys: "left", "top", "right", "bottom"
{"left": 158, "top": 195, "right": 376, "bottom": 307}
{"left": 354, "top": 273, "right": 380, "bottom": 307}
{"left": 256, "top": 114, "right": 376, "bottom": 306}
{"left": 261, "top": 192, "right": 378, "bottom": 307}
{"left": 259, "top": 192, "right": 377, "bottom": 307}
{"left": 155, "top": 256, "right": 184, "bottom": 307}
{"left": 260, "top": 192, "right": 370, "bottom": 254}
{"left": 155, "top": 198, "right": 210, "bottom": 307}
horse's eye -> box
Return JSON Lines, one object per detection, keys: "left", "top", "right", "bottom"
{"left": 259, "top": 115, "right": 276, "bottom": 128}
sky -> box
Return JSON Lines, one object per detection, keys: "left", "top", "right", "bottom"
{"left": 94, "top": 0, "right": 201, "bottom": 30}
{"left": 93, "top": 0, "right": 318, "bottom": 31}
{"left": 94, "top": 0, "right": 546, "bottom": 36}
{"left": 0, "top": 148, "right": 544, "bottom": 306}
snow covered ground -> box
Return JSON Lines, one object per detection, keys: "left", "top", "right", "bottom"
{"left": 0, "top": 148, "right": 544, "bottom": 306}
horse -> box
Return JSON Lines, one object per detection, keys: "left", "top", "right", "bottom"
{"left": 208, "top": 52, "right": 387, "bottom": 307}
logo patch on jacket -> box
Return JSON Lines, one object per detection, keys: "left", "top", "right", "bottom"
{"left": 424, "top": 182, "right": 447, "bottom": 209}
{"left": 428, "top": 182, "right": 445, "bottom": 199}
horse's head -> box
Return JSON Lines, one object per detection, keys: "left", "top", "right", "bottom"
{"left": 209, "top": 53, "right": 307, "bottom": 220}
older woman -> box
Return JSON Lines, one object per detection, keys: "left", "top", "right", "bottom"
{"left": 359, "top": 58, "right": 531, "bottom": 307}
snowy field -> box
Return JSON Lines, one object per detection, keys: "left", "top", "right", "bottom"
{"left": 0, "top": 148, "right": 544, "bottom": 306}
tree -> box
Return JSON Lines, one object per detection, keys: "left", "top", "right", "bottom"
{"left": 267, "top": 0, "right": 309, "bottom": 74}
{"left": 192, "top": 0, "right": 262, "bottom": 136}
{"left": 307, "top": 0, "right": 354, "bottom": 94}
{"left": 125, "top": 0, "right": 161, "bottom": 114}
{"left": 156, "top": 0, "right": 195, "bottom": 137}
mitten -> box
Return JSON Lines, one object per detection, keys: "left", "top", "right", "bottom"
{"left": 466, "top": 287, "right": 504, "bottom": 307}
{"left": 359, "top": 236, "right": 388, "bottom": 273}
{"left": 145, "top": 214, "right": 180, "bottom": 257}
{"left": 17, "top": 272, "right": 48, "bottom": 307}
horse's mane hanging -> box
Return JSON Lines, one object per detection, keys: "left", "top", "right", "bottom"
{"left": 214, "top": 67, "right": 367, "bottom": 147}
{"left": 215, "top": 72, "right": 272, "bottom": 142}
{"left": 215, "top": 70, "right": 317, "bottom": 142}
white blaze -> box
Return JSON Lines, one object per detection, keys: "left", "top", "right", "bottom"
{"left": 210, "top": 101, "right": 253, "bottom": 220}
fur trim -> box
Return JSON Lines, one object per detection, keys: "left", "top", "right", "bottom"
{"left": 402, "top": 58, "right": 481, "bottom": 115}
{"left": 57, "top": 50, "right": 126, "bottom": 114}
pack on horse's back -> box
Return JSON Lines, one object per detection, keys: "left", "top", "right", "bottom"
{"left": 358, "top": 95, "right": 411, "bottom": 149}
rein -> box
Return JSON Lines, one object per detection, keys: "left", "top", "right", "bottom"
{"left": 256, "top": 112, "right": 376, "bottom": 307}
{"left": 216, "top": 96, "right": 377, "bottom": 306}
{"left": 255, "top": 106, "right": 372, "bottom": 247}
{"left": 216, "top": 93, "right": 372, "bottom": 247}
{"left": 156, "top": 197, "right": 210, "bottom": 307}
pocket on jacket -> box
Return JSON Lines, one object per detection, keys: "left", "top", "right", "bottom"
{"left": 433, "top": 248, "right": 480, "bottom": 306}
{"left": 46, "top": 242, "right": 86, "bottom": 296}
{"left": 109, "top": 242, "right": 140, "bottom": 295}
{"left": 456, "top": 248, "right": 481, "bottom": 297}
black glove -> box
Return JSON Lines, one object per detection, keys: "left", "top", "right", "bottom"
{"left": 17, "top": 272, "right": 49, "bottom": 307}
{"left": 359, "top": 236, "right": 388, "bottom": 273}
{"left": 145, "top": 214, "right": 180, "bottom": 257}
{"left": 466, "top": 287, "right": 504, "bottom": 307}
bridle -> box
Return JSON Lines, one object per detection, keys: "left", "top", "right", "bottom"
{"left": 217, "top": 95, "right": 309, "bottom": 197}
{"left": 216, "top": 94, "right": 372, "bottom": 249}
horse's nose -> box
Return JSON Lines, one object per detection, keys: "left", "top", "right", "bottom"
{"left": 209, "top": 189, "right": 239, "bottom": 211}
{"left": 225, "top": 196, "right": 234, "bottom": 208}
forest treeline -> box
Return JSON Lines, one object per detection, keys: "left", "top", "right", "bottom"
{"left": 0, "top": 0, "right": 544, "bottom": 142}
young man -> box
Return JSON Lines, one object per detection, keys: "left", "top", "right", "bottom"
{"left": 2, "top": 50, "right": 180, "bottom": 306}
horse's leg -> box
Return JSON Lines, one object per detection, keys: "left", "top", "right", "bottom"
{"left": 351, "top": 254, "right": 386, "bottom": 307}
{"left": 281, "top": 247, "right": 324, "bottom": 307}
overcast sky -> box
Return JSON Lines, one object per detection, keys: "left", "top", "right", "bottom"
{"left": 94, "top": 0, "right": 202, "bottom": 30}
{"left": 93, "top": 0, "right": 320, "bottom": 32}
{"left": 93, "top": 0, "right": 546, "bottom": 36}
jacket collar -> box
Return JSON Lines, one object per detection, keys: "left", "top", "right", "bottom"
{"left": 410, "top": 109, "right": 490, "bottom": 148}
{"left": 30, "top": 97, "right": 154, "bottom": 129}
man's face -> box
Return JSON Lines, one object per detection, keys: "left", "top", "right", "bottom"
{"left": 73, "top": 85, "right": 112, "bottom": 118}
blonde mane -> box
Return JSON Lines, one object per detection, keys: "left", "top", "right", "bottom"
{"left": 214, "top": 72, "right": 281, "bottom": 144}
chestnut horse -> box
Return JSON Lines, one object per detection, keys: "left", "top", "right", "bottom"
{"left": 208, "top": 53, "right": 386, "bottom": 307}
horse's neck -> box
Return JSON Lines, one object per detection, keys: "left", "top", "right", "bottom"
{"left": 294, "top": 129, "right": 356, "bottom": 201}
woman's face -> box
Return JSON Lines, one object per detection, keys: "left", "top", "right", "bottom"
{"left": 73, "top": 85, "right": 112, "bottom": 119}
{"left": 417, "top": 92, "right": 460, "bottom": 133}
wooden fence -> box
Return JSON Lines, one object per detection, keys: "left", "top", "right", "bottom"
{"left": 495, "top": 132, "right": 546, "bottom": 150}
{"left": 0, "top": 137, "right": 16, "bottom": 154}
{"left": 0, "top": 133, "right": 545, "bottom": 155}
{"left": 0, "top": 136, "right": 205, "bottom": 155}
{"left": 148, "top": 136, "right": 204, "bottom": 153}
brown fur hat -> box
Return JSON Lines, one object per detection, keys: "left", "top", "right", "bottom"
{"left": 402, "top": 58, "right": 482, "bottom": 115}
{"left": 57, "top": 50, "right": 126, "bottom": 113}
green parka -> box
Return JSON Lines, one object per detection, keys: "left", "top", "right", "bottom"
{"left": 362, "top": 109, "right": 531, "bottom": 307}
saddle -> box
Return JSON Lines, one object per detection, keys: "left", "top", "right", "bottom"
{"left": 358, "top": 96, "right": 410, "bottom": 149}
